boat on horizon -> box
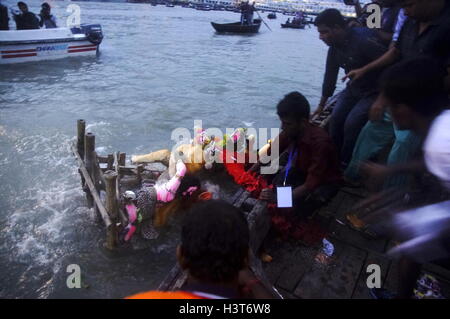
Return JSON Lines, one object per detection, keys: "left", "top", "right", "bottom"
{"left": 0, "top": 24, "right": 103, "bottom": 64}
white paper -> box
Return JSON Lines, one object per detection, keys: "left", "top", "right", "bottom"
{"left": 277, "top": 186, "right": 293, "bottom": 208}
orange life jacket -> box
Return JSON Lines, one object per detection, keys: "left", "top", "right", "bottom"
{"left": 126, "top": 290, "right": 208, "bottom": 299}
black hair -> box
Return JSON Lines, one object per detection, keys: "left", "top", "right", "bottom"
{"left": 42, "top": 2, "right": 50, "bottom": 9}
{"left": 180, "top": 200, "right": 249, "bottom": 283}
{"left": 277, "top": 91, "right": 311, "bottom": 121}
{"left": 314, "top": 9, "right": 347, "bottom": 28}
{"left": 175, "top": 175, "right": 201, "bottom": 198}
{"left": 380, "top": 56, "right": 448, "bottom": 117}
{"left": 17, "top": 2, "right": 27, "bottom": 7}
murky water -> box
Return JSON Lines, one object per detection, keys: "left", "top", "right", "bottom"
{"left": 0, "top": 0, "right": 343, "bottom": 298}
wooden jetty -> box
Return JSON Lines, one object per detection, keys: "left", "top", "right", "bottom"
{"left": 71, "top": 119, "right": 165, "bottom": 250}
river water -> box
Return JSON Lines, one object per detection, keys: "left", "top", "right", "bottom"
{"left": 0, "top": 0, "right": 343, "bottom": 298}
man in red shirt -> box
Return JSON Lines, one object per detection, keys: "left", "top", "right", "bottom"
{"left": 257, "top": 92, "right": 342, "bottom": 217}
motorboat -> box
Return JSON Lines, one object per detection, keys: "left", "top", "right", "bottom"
{"left": 0, "top": 24, "right": 103, "bottom": 64}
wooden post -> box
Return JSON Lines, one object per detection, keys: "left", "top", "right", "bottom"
{"left": 107, "top": 154, "right": 114, "bottom": 171}
{"left": 137, "top": 164, "right": 144, "bottom": 184}
{"left": 84, "top": 132, "right": 96, "bottom": 208}
{"left": 119, "top": 152, "right": 126, "bottom": 166}
{"left": 104, "top": 170, "right": 119, "bottom": 250}
{"left": 77, "top": 119, "right": 86, "bottom": 160}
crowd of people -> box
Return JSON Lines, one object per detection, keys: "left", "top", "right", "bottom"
{"left": 0, "top": 1, "right": 57, "bottom": 30}
{"left": 312, "top": 0, "right": 450, "bottom": 298}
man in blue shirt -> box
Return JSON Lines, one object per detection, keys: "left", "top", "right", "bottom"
{"left": 314, "top": 9, "right": 387, "bottom": 167}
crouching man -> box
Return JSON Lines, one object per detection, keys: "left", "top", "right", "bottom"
{"left": 253, "top": 92, "right": 343, "bottom": 218}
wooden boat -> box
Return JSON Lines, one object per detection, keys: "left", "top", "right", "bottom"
{"left": 267, "top": 13, "right": 277, "bottom": 19}
{"left": 281, "top": 22, "right": 305, "bottom": 29}
{"left": 211, "top": 19, "right": 261, "bottom": 34}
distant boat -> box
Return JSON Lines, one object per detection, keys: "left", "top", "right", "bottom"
{"left": 196, "top": 4, "right": 211, "bottom": 11}
{"left": 267, "top": 13, "right": 276, "bottom": 19}
{"left": 281, "top": 22, "right": 305, "bottom": 29}
{"left": 166, "top": 3, "right": 174, "bottom": 7}
{"left": 211, "top": 20, "right": 261, "bottom": 34}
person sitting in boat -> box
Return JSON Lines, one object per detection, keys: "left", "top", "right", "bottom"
{"left": 12, "top": 2, "right": 39, "bottom": 30}
{"left": 0, "top": 1, "right": 9, "bottom": 30}
{"left": 39, "top": 2, "right": 57, "bottom": 29}
{"left": 127, "top": 200, "right": 274, "bottom": 299}
{"left": 251, "top": 92, "right": 342, "bottom": 218}
{"left": 286, "top": 18, "right": 290, "bottom": 24}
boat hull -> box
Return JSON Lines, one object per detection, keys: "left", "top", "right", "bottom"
{"left": 211, "top": 20, "right": 261, "bottom": 34}
{"left": 0, "top": 26, "right": 102, "bottom": 64}
{"left": 281, "top": 23, "right": 305, "bottom": 29}
{"left": 0, "top": 40, "right": 98, "bottom": 64}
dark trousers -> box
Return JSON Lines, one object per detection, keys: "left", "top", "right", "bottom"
{"left": 329, "top": 88, "right": 377, "bottom": 166}
{"left": 271, "top": 168, "right": 339, "bottom": 218}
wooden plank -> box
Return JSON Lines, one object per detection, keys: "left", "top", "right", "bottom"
{"left": 275, "top": 287, "right": 296, "bottom": 299}
{"left": 294, "top": 240, "right": 366, "bottom": 299}
{"left": 158, "top": 264, "right": 183, "bottom": 291}
{"left": 383, "top": 260, "right": 399, "bottom": 293}
{"left": 340, "top": 186, "right": 369, "bottom": 198}
{"left": 230, "top": 188, "right": 244, "bottom": 205}
{"left": 248, "top": 249, "right": 283, "bottom": 299}
{"left": 334, "top": 193, "right": 359, "bottom": 220}
{"left": 328, "top": 192, "right": 388, "bottom": 253}
{"left": 262, "top": 241, "right": 296, "bottom": 284}
{"left": 71, "top": 143, "right": 112, "bottom": 228}
{"left": 329, "top": 220, "right": 387, "bottom": 253}
{"left": 276, "top": 245, "right": 317, "bottom": 292}
{"left": 247, "top": 200, "right": 270, "bottom": 254}
{"left": 320, "top": 190, "right": 347, "bottom": 217}
{"left": 104, "top": 170, "right": 119, "bottom": 250}
{"left": 96, "top": 155, "right": 109, "bottom": 163}
{"left": 351, "top": 252, "right": 391, "bottom": 299}
{"left": 234, "top": 191, "right": 251, "bottom": 210}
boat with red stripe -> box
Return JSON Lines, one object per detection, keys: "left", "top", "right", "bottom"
{"left": 0, "top": 24, "right": 103, "bottom": 64}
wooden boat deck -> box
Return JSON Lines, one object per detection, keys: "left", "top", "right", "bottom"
{"left": 262, "top": 186, "right": 450, "bottom": 299}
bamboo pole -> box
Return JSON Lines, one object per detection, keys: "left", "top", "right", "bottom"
{"left": 71, "top": 143, "right": 112, "bottom": 228}
{"left": 104, "top": 170, "right": 119, "bottom": 250}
